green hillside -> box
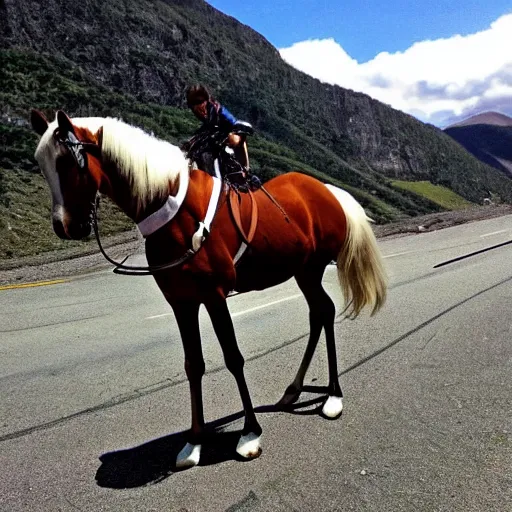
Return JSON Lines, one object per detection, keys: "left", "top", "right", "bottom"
{"left": 391, "top": 181, "right": 474, "bottom": 210}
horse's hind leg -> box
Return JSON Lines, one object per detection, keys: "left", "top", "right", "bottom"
{"left": 279, "top": 266, "right": 343, "bottom": 418}
{"left": 205, "top": 297, "right": 263, "bottom": 460}
{"left": 320, "top": 290, "right": 343, "bottom": 419}
{"left": 277, "top": 270, "right": 324, "bottom": 406}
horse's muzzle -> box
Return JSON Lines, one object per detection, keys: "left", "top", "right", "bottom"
{"left": 52, "top": 203, "right": 92, "bottom": 240}
{"left": 68, "top": 220, "right": 92, "bottom": 240}
{"left": 53, "top": 218, "right": 91, "bottom": 240}
{"left": 52, "top": 218, "right": 70, "bottom": 240}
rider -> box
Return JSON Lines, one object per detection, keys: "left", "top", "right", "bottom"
{"left": 185, "top": 84, "right": 253, "bottom": 176}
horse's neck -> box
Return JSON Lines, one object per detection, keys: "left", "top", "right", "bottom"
{"left": 97, "top": 161, "right": 142, "bottom": 222}
{"left": 99, "top": 163, "right": 212, "bottom": 230}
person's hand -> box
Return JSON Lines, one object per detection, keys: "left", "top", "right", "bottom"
{"left": 227, "top": 133, "right": 242, "bottom": 147}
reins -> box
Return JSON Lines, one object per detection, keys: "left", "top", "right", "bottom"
{"left": 260, "top": 185, "right": 290, "bottom": 223}
{"left": 91, "top": 198, "right": 200, "bottom": 276}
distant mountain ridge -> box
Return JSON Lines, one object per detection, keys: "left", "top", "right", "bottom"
{"left": 444, "top": 111, "right": 512, "bottom": 177}
{"left": 446, "top": 111, "right": 512, "bottom": 129}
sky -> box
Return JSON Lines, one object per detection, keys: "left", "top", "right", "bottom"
{"left": 207, "top": 1, "right": 512, "bottom": 127}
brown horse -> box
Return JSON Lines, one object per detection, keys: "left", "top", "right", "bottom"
{"left": 30, "top": 109, "right": 387, "bottom": 468}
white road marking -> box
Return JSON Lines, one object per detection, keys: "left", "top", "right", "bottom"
{"left": 146, "top": 293, "right": 303, "bottom": 320}
{"left": 480, "top": 229, "right": 508, "bottom": 238}
{"left": 383, "top": 250, "right": 414, "bottom": 259}
{"left": 231, "top": 294, "right": 302, "bottom": 317}
{"left": 146, "top": 312, "right": 173, "bottom": 320}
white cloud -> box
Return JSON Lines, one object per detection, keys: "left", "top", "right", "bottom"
{"left": 279, "top": 13, "right": 512, "bottom": 127}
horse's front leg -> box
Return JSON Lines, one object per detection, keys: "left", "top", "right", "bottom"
{"left": 205, "top": 297, "right": 263, "bottom": 460}
{"left": 172, "top": 300, "right": 205, "bottom": 469}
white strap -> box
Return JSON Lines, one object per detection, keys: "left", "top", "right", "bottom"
{"left": 191, "top": 176, "right": 223, "bottom": 251}
{"left": 213, "top": 158, "right": 222, "bottom": 180}
{"left": 233, "top": 241, "right": 248, "bottom": 265}
{"left": 204, "top": 177, "right": 222, "bottom": 232}
{"left": 137, "top": 166, "right": 190, "bottom": 238}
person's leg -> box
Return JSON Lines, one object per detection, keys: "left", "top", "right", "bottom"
{"left": 234, "top": 140, "right": 250, "bottom": 169}
{"left": 228, "top": 133, "right": 249, "bottom": 169}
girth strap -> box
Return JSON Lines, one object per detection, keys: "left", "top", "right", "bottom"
{"left": 228, "top": 188, "right": 258, "bottom": 246}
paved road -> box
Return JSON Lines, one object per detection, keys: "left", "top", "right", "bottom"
{"left": 1, "top": 216, "right": 511, "bottom": 511}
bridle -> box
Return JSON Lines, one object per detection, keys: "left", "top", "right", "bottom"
{"left": 54, "top": 129, "right": 98, "bottom": 173}
{"left": 55, "top": 130, "right": 203, "bottom": 276}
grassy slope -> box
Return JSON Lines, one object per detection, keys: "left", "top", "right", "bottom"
{"left": 391, "top": 181, "right": 474, "bottom": 210}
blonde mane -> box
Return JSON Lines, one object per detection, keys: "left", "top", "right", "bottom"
{"left": 100, "top": 118, "right": 189, "bottom": 207}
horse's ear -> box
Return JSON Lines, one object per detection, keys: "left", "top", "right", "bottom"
{"left": 57, "top": 110, "right": 76, "bottom": 136}
{"left": 30, "top": 109, "right": 49, "bottom": 136}
{"left": 96, "top": 126, "right": 103, "bottom": 146}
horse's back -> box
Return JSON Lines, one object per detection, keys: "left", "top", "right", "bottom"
{"left": 257, "top": 172, "right": 348, "bottom": 242}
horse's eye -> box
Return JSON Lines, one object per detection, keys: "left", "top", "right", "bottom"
{"left": 55, "top": 153, "right": 74, "bottom": 174}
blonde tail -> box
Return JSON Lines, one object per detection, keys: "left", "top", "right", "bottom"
{"left": 325, "top": 185, "right": 388, "bottom": 319}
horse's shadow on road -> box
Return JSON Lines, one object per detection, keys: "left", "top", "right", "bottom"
{"left": 95, "top": 392, "right": 328, "bottom": 489}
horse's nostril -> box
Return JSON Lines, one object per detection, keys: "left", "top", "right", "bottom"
{"left": 81, "top": 222, "right": 92, "bottom": 238}
{"left": 67, "top": 220, "right": 91, "bottom": 240}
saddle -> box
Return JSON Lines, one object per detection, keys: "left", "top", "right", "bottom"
{"left": 182, "top": 124, "right": 260, "bottom": 192}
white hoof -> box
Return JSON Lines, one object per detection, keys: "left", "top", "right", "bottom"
{"left": 322, "top": 396, "right": 343, "bottom": 418}
{"left": 236, "top": 432, "right": 262, "bottom": 459}
{"left": 176, "top": 442, "right": 201, "bottom": 469}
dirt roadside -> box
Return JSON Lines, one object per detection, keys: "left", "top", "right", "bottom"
{"left": 2, "top": 205, "right": 512, "bottom": 286}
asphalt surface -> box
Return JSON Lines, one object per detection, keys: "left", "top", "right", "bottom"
{"left": 1, "top": 215, "right": 511, "bottom": 511}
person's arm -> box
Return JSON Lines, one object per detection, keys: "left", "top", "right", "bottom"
{"left": 218, "top": 105, "right": 238, "bottom": 128}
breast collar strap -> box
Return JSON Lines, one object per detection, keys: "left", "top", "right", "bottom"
{"left": 94, "top": 169, "right": 224, "bottom": 276}
{"left": 137, "top": 166, "right": 190, "bottom": 237}
{"left": 137, "top": 167, "right": 223, "bottom": 254}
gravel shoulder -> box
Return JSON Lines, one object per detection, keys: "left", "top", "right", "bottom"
{"left": 2, "top": 205, "right": 512, "bottom": 286}
{"left": 372, "top": 204, "right": 512, "bottom": 238}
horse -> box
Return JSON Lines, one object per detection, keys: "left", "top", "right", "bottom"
{"left": 30, "top": 109, "right": 387, "bottom": 468}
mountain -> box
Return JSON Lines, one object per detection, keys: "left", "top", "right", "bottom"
{"left": 446, "top": 111, "right": 512, "bottom": 129}
{"left": 1, "top": 0, "right": 512, "bottom": 259}
{"left": 444, "top": 112, "right": 512, "bottom": 177}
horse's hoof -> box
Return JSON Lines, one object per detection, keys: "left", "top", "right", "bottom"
{"left": 322, "top": 396, "right": 343, "bottom": 419}
{"left": 236, "top": 432, "right": 262, "bottom": 460}
{"left": 176, "top": 442, "right": 201, "bottom": 469}
{"left": 277, "top": 385, "right": 301, "bottom": 407}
